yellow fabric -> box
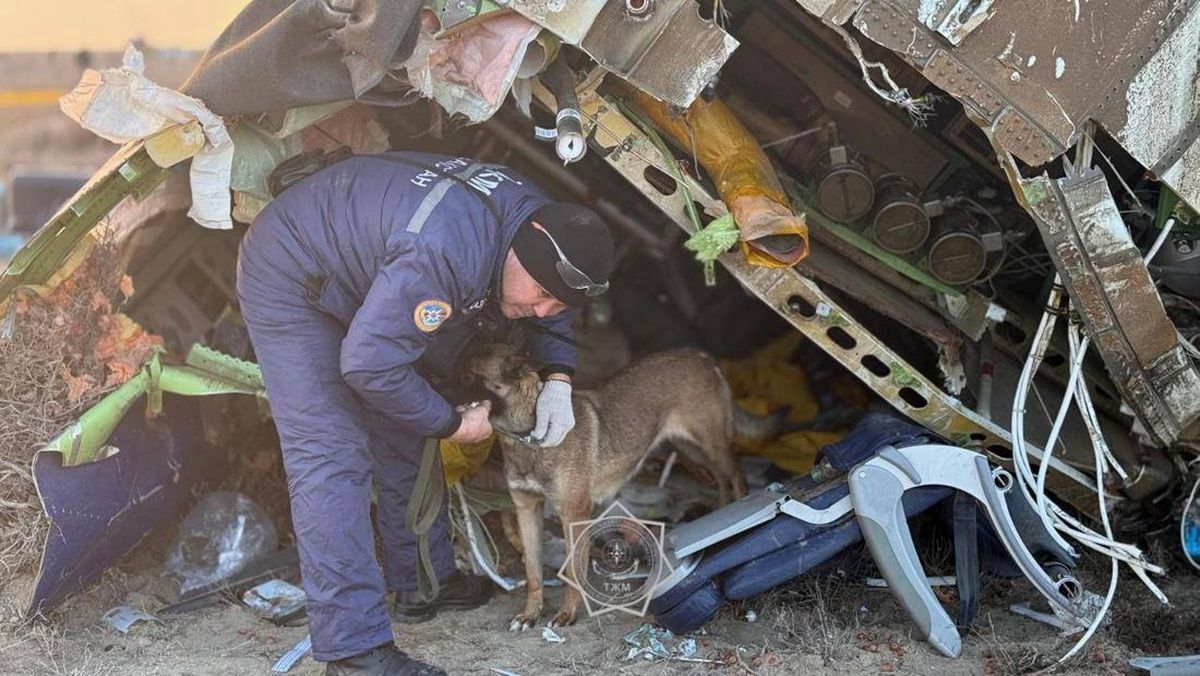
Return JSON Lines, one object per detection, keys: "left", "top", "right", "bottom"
{"left": 723, "top": 333, "right": 818, "bottom": 425}
{"left": 732, "top": 195, "right": 809, "bottom": 269}
{"left": 722, "top": 334, "right": 840, "bottom": 474}
{"left": 756, "top": 430, "right": 843, "bottom": 475}
{"left": 633, "top": 90, "right": 786, "bottom": 204}
{"left": 440, "top": 436, "right": 496, "bottom": 486}
{"left": 632, "top": 90, "right": 808, "bottom": 267}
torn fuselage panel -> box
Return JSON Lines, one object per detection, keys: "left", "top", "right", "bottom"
{"left": 1022, "top": 168, "right": 1200, "bottom": 446}
{"left": 503, "top": 0, "right": 738, "bottom": 107}
{"left": 841, "top": 0, "right": 1200, "bottom": 213}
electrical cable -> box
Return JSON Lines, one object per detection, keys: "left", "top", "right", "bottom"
{"left": 453, "top": 483, "right": 519, "bottom": 592}
{"left": 1057, "top": 326, "right": 1119, "bottom": 664}
{"left": 1145, "top": 217, "right": 1177, "bottom": 263}
{"left": 1091, "top": 141, "right": 1145, "bottom": 215}
{"left": 1009, "top": 225, "right": 1180, "bottom": 665}
{"left": 825, "top": 23, "right": 936, "bottom": 125}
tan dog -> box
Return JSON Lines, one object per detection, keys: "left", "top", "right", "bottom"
{"left": 464, "top": 344, "right": 747, "bottom": 630}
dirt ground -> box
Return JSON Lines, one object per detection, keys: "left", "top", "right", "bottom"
{"left": 5, "top": 505, "right": 1196, "bottom": 676}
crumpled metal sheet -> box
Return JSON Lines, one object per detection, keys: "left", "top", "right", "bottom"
{"left": 794, "top": 0, "right": 865, "bottom": 24}
{"left": 1021, "top": 168, "right": 1200, "bottom": 446}
{"left": 496, "top": 0, "right": 608, "bottom": 44}
{"left": 503, "top": 0, "right": 738, "bottom": 107}
{"left": 579, "top": 0, "right": 738, "bottom": 108}
{"left": 1103, "top": 4, "right": 1200, "bottom": 215}
{"left": 28, "top": 395, "right": 220, "bottom": 615}
{"left": 838, "top": 0, "right": 1200, "bottom": 212}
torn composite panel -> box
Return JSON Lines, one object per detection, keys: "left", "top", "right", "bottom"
{"left": 834, "top": 0, "right": 1200, "bottom": 213}
{"left": 29, "top": 396, "right": 220, "bottom": 615}
{"left": 1021, "top": 168, "right": 1200, "bottom": 446}
{"left": 501, "top": 0, "right": 738, "bottom": 108}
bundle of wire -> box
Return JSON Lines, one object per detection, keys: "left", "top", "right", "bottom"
{"left": 1009, "top": 219, "right": 1178, "bottom": 663}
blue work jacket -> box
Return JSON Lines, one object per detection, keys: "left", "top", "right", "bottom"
{"left": 243, "top": 151, "right": 576, "bottom": 438}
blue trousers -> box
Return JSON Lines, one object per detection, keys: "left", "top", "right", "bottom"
{"left": 236, "top": 255, "right": 457, "bottom": 662}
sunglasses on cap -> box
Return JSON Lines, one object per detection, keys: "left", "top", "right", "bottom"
{"left": 531, "top": 221, "right": 609, "bottom": 297}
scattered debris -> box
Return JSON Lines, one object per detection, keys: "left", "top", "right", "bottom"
{"left": 623, "top": 624, "right": 703, "bottom": 662}
{"left": 159, "top": 547, "right": 300, "bottom": 615}
{"left": 745, "top": 610, "right": 757, "bottom": 623}
{"left": 404, "top": 12, "right": 541, "bottom": 123}
{"left": 0, "top": 233, "right": 157, "bottom": 605}
{"left": 270, "top": 633, "right": 311, "bottom": 673}
{"left": 616, "top": 480, "right": 711, "bottom": 523}
{"left": 242, "top": 579, "right": 306, "bottom": 624}
{"left": 101, "top": 605, "right": 158, "bottom": 634}
{"left": 1129, "top": 654, "right": 1200, "bottom": 675}
{"left": 541, "top": 627, "right": 565, "bottom": 644}
{"left": 1009, "top": 594, "right": 1110, "bottom": 637}
{"left": 489, "top": 669, "right": 521, "bottom": 676}
{"left": 1182, "top": 474, "right": 1200, "bottom": 570}
{"left": 59, "top": 44, "right": 234, "bottom": 230}
{"left": 866, "top": 576, "right": 956, "bottom": 588}
{"left": 166, "top": 491, "right": 278, "bottom": 594}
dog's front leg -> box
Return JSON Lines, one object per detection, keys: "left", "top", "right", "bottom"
{"left": 549, "top": 491, "right": 593, "bottom": 628}
{"left": 509, "top": 489, "right": 544, "bottom": 631}
{"left": 500, "top": 511, "right": 524, "bottom": 556}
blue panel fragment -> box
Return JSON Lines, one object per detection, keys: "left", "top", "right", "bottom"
{"left": 649, "top": 413, "right": 956, "bottom": 634}
{"left": 722, "top": 486, "right": 951, "bottom": 600}
{"left": 29, "top": 395, "right": 222, "bottom": 615}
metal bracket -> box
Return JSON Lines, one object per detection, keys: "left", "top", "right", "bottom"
{"left": 1022, "top": 168, "right": 1200, "bottom": 445}
{"left": 920, "top": 0, "right": 996, "bottom": 46}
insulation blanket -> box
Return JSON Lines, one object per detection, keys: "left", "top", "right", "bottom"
{"left": 59, "top": 45, "right": 235, "bottom": 230}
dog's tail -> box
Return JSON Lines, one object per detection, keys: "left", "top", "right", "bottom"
{"left": 733, "top": 405, "right": 792, "bottom": 441}
{"left": 712, "top": 362, "right": 791, "bottom": 442}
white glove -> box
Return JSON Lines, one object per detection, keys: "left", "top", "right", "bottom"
{"left": 531, "top": 379, "right": 574, "bottom": 447}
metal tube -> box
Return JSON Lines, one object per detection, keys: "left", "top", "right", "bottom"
{"left": 483, "top": 115, "right": 667, "bottom": 256}
{"left": 538, "top": 59, "right": 586, "bottom": 164}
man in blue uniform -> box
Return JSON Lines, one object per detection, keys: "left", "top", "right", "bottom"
{"left": 236, "top": 152, "right": 614, "bottom": 675}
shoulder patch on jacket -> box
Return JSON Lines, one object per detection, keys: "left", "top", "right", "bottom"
{"left": 414, "top": 299, "right": 452, "bottom": 332}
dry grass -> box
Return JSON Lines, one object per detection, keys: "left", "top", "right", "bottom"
{"left": 752, "top": 570, "right": 864, "bottom": 664}
{"left": 977, "top": 620, "right": 1126, "bottom": 676}
{"left": 0, "top": 235, "right": 135, "bottom": 594}
{"left": 0, "top": 610, "right": 117, "bottom": 676}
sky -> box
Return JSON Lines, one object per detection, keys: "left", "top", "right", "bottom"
{"left": 0, "top": 0, "right": 248, "bottom": 53}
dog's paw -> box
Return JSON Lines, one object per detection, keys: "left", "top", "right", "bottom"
{"left": 547, "top": 608, "right": 578, "bottom": 628}
{"left": 508, "top": 612, "right": 539, "bottom": 632}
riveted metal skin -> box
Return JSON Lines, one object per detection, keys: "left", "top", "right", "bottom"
{"left": 1022, "top": 169, "right": 1200, "bottom": 446}
{"left": 846, "top": 0, "right": 1200, "bottom": 210}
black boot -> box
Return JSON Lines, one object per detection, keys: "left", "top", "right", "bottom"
{"left": 394, "top": 571, "right": 494, "bottom": 623}
{"left": 325, "top": 642, "right": 446, "bottom": 676}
